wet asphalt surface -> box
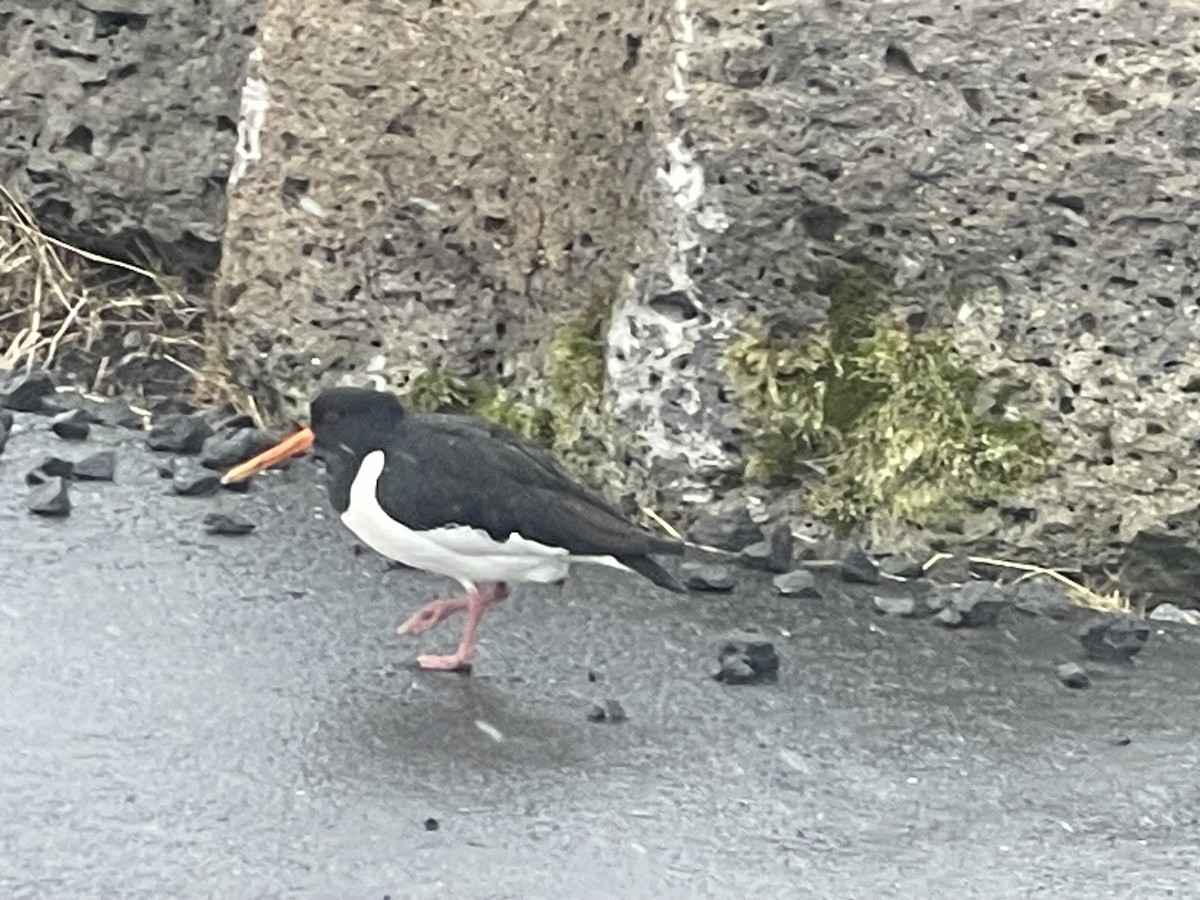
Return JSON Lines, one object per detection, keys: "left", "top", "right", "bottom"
{"left": 3, "top": 412, "right": 1200, "bottom": 899}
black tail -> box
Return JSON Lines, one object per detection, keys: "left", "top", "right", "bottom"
{"left": 619, "top": 554, "right": 687, "bottom": 594}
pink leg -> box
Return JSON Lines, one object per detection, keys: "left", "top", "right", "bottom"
{"left": 396, "top": 593, "right": 472, "bottom": 636}
{"left": 416, "top": 583, "right": 509, "bottom": 672}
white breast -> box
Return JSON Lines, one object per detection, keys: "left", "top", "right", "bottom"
{"left": 339, "top": 450, "right": 626, "bottom": 589}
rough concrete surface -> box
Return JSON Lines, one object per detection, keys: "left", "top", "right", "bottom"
{"left": 643, "top": 0, "right": 1200, "bottom": 564}
{"left": 0, "top": 0, "right": 260, "bottom": 277}
{"left": 4, "top": 414, "right": 1200, "bottom": 898}
{"left": 217, "top": 0, "right": 672, "bottom": 417}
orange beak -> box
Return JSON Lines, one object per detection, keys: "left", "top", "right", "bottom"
{"left": 219, "top": 426, "right": 316, "bottom": 485}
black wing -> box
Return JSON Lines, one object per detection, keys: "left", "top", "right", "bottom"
{"left": 380, "top": 412, "right": 683, "bottom": 559}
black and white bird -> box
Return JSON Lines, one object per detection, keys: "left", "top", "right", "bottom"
{"left": 221, "top": 386, "right": 685, "bottom": 672}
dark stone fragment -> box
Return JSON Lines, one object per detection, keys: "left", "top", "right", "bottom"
{"left": 423, "top": 817, "right": 439, "bottom": 832}
{"left": 687, "top": 507, "right": 764, "bottom": 552}
{"left": 51, "top": 409, "right": 91, "bottom": 440}
{"left": 925, "top": 553, "right": 973, "bottom": 584}
{"left": 203, "top": 512, "right": 256, "bottom": 536}
{"left": 1079, "top": 617, "right": 1150, "bottom": 663}
{"left": 713, "top": 631, "right": 779, "bottom": 685}
{"left": 74, "top": 450, "right": 116, "bottom": 482}
{"left": 681, "top": 562, "right": 736, "bottom": 592}
{"left": 94, "top": 398, "right": 144, "bottom": 430}
{"left": 1057, "top": 662, "right": 1091, "bottom": 689}
{"left": 586, "top": 704, "right": 607, "bottom": 723}
{"left": 1012, "top": 578, "right": 1075, "bottom": 619}
{"left": 147, "top": 413, "right": 213, "bottom": 454}
{"left": 840, "top": 546, "right": 881, "bottom": 585}
{"left": 199, "top": 426, "right": 278, "bottom": 470}
{"left": 1119, "top": 530, "right": 1200, "bottom": 611}
{"left": 26, "top": 456, "right": 75, "bottom": 484}
{"left": 157, "top": 458, "right": 178, "bottom": 479}
{"left": 1, "top": 370, "right": 55, "bottom": 412}
{"left": 0, "top": 409, "right": 12, "bottom": 455}
{"left": 604, "top": 699, "right": 627, "bottom": 723}
{"left": 27, "top": 477, "right": 70, "bottom": 516}
{"left": 172, "top": 462, "right": 220, "bottom": 496}
{"left": 38, "top": 390, "right": 85, "bottom": 417}
{"left": 221, "top": 476, "right": 251, "bottom": 494}
{"left": 151, "top": 397, "right": 196, "bottom": 417}
{"left": 739, "top": 527, "right": 794, "bottom": 573}
{"left": 879, "top": 556, "right": 924, "bottom": 579}
{"left": 873, "top": 595, "right": 919, "bottom": 617}
{"left": 773, "top": 569, "right": 821, "bottom": 598}
{"left": 934, "top": 582, "right": 1010, "bottom": 628}
{"left": 215, "top": 412, "right": 257, "bottom": 432}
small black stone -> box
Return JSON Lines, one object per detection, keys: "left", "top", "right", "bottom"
{"left": 713, "top": 631, "right": 780, "bottom": 685}
{"left": 738, "top": 527, "right": 794, "bottom": 574}
{"left": 1, "top": 369, "right": 55, "bottom": 412}
{"left": 840, "top": 546, "right": 881, "bottom": 585}
{"left": 586, "top": 704, "right": 607, "bottom": 723}
{"left": 423, "top": 817, "right": 439, "bottom": 832}
{"left": 215, "top": 412, "right": 257, "bottom": 431}
{"left": 687, "top": 507, "right": 764, "bottom": 552}
{"left": 26, "top": 456, "right": 75, "bottom": 484}
{"left": 51, "top": 408, "right": 91, "bottom": 440}
{"left": 879, "top": 556, "right": 924, "bottom": 579}
{"left": 27, "top": 477, "right": 70, "bottom": 516}
{"left": 74, "top": 450, "right": 116, "bottom": 482}
{"left": 873, "top": 594, "right": 919, "bottom": 617}
{"left": 773, "top": 569, "right": 821, "bottom": 598}
{"left": 1057, "top": 662, "right": 1091, "bottom": 689}
{"left": 925, "top": 553, "right": 973, "bottom": 584}
{"left": 681, "top": 561, "right": 736, "bottom": 592}
{"left": 151, "top": 397, "right": 196, "bottom": 417}
{"left": 604, "top": 699, "right": 627, "bottom": 723}
{"left": 39, "top": 390, "right": 101, "bottom": 420}
{"left": 0, "top": 409, "right": 12, "bottom": 455}
{"left": 199, "top": 426, "right": 278, "bottom": 470}
{"left": 94, "top": 398, "right": 144, "bottom": 430}
{"left": 147, "top": 413, "right": 213, "bottom": 454}
{"left": 934, "top": 582, "right": 1010, "bottom": 628}
{"left": 1079, "top": 617, "right": 1150, "bottom": 664}
{"left": 1012, "top": 578, "right": 1076, "bottom": 619}
{"left": 203, "top": 512, "right": 256, "bottom": 536}
{"left": 172, "top": 462, "right": 220, "bottom": 497}
{"left": 157, "top": 458, "right": 178, "bottom": 479}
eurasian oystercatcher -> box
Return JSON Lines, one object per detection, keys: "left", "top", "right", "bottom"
{"left": 220, "top": 386, "right": 685, "bottom": 671}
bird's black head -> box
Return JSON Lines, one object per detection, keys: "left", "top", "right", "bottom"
{"left": 309, "top": 386, "right": 406, "bottom": 456}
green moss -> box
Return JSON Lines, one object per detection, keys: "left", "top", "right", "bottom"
{"left": 721, "top": 262, "right": 1054, "bottom": 528}
{"left": 398, "top": 295, "right": 613, "bottom": 455}
{"left": 542, "top": 295, "right": 612, "bottom": 454}
{"left": 400, "top": 369, "right": 490, "bottom": 414}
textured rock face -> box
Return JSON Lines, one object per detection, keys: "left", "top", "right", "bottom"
{"left": 215, "top": 0, "right": 1200, "bottom": 568}
{"left": 217, "top": 0, "right": 671, "bottom": 417}
{"left": 0, "top": 1, "right": 259, "bottom": 279}
{"left": 607, "top": 0, "right": 1200, "bottom": 565}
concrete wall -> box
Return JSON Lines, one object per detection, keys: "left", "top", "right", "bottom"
{"left": 0, "top": 0, "right": 260, "bottom": 278}
{"left": 216, "top": 0, "right": 674, "bottom": 417}
{"left": 8, "top": 0, "right": 1200, "bottom": 570}
{"left": 606, "top": 0, "right": 1200, "bottom": 564}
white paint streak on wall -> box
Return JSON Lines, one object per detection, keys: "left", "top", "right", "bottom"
{"left": 606, "top": 0, "right": 736, "bottom": 498}
{"left": 230, "top": 49, "right": 271, "bottom": 188}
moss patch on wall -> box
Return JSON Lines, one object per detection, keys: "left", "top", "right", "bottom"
{"left": 398, "top": 295, "right": 613, "bottom": 461}
{"left": 722, "top": 263, "right": 1054, "bottom": 528}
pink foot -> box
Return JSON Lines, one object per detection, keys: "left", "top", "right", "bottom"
{"left": 416, "top": 651, "right": 474, "bottom": 672}
{"left": 397, "top": 595, "right": 471, "bottom": 636}
{"left": 409, "top": 582, "right": 509, "bottom": 674}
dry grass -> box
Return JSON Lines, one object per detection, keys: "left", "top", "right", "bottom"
{"left": 0, "top": 183, "right": 245, "bottom": 409}
{"left": 947, "top": 553, "right": 1133, "bottom": 613}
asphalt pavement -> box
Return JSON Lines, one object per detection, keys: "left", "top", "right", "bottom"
{"left": 2, "top": 412, "right": 1199, "bottom": 899}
